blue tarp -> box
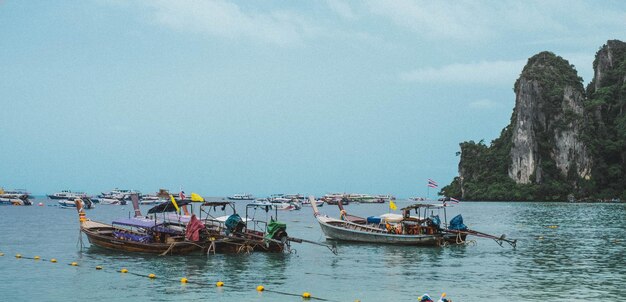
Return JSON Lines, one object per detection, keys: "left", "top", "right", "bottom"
{"left": 366, "top": 216, "right": 381, "bottom": 224}
{"left": 449, "top": 214, "right": 468, "bottom": 231}
{"left": 225, "top": 214, "right": 244, "bottom": 235}
{"left": 113, "top": 230, "right": 152, "bottom": 243}
{"left": 429, "top": 215, "right": 441, "bottom": 228}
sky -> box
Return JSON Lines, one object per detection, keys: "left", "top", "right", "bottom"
{"left": 1, "top": 0, "right": 625, "bottom": 197}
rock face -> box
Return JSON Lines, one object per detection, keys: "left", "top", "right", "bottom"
{"left": 592, "top": 40, "right": 624, "bottom": 90}
{"left": 508, "top": 52, "right": 591, "bottom": 184}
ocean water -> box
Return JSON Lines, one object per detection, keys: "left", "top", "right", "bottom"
{"left": 1, "top": 199, "right": 625, "bottom": 301}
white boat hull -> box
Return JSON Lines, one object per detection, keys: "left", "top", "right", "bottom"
{"left": 316, "top": 215, "right": 457, "bottom": 245}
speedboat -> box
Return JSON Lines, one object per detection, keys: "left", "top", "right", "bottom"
{"left": 302, "top": 198, "right": 324, "bottom": 207}
{"left": 58, "top": 197, "right": 95, "bottom": 209}
{"left": 0, "top": 188, "right": 32, "bottom": 205}
{"left": 93, "top": 198, "right": 126, "bottom": 205}
{"left": 99, "top": 188, "right": 142, "bottom": 200}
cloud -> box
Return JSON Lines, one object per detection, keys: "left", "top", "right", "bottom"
{"left": 365, "top": 0, "right": 626, "bottom": 43}
{"left": 139, "top": 0, "right": 318, "bottom": 47}
{"left": 469, "top": 99, "right": 499, "bottom": 109}
{"left": 326, "top": 0, "right": 357, "bottom": 20}
{"left": 400, "top": 59, "right": 526, "bottom": 86}
{"left": 366, "top": 0, "right": 493, "bottom": 41}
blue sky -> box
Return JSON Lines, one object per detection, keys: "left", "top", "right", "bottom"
{"left": 1, "top": 0, "right": 625, "bottom": 197}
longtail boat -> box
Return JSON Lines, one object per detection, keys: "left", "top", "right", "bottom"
{"left": 199, "top": 201, "right": 337, "bottom": 254}
{"left": 198, "top": 201, "right": 290, "bottom": 253}
{"left": 76, "top": 196, "right": 205, "bottom": 255}
{"left": 310, "top": 197, "right": 516, "bottom": 247}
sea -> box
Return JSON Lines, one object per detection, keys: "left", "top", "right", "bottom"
{"left": 1, "top": 199, "right": 624, "bottom": 301}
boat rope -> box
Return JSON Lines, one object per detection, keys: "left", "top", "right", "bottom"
{"left": 456, "top": 232, "right": 465, "bottom": 244}
{"left": 76, "top": 229, "right": 85, "bottom": 251}
{"left": 206, "top": 241, "right": 216, "bottom": 255}
{"left": 159, "top": 241, "right": 207, "bottom": 256}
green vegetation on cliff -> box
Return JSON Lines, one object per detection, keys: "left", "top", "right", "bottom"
{"left": 583, "top": 40, "right": 626, "bottom": 199}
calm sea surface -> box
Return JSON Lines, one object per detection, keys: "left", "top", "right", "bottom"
{"left": 1, "top": 199, "right": 625, "bottom": 301}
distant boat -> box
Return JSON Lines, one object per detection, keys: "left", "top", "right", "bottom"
{"left": 0, "top": 188, "right": 32, "bottom": 205}
{"left": 227, "top": 194, "right": 255, "bottom": 200}
{"left": 93, "top": 198, "right": 126, "bottom": 205}
{"left": 0, "top": 197, "right": 32, "bottom": 206}
{"left": 347, "top": 194, "right": 385, "bottom": 203}
{"left": 58, "top": 197, "right": 95, "bottom": 209}
{"left": 375, "top": 194, "right": 396, "bottom": 202}
{"left": 48, "top": 190, "right": 89, "bottom": 200}
{"left": 99, "top": 188, "right": 142, "bottom": 200}
{"left": 302, "top": 198, "right": 324, "bottom": 207}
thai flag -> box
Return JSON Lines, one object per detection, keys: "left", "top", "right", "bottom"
{"left": 179, "top": 191, "right": 186, "bottom": 200}
{"left": 427, "top": 179, "right": 438, "bottom": 188}
{"left": 443, "top": 197, "right": 460, "bottom": 207}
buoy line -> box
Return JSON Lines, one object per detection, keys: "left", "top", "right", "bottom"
{"left": 1, "top": 250, "right": 343, "bottom": 301}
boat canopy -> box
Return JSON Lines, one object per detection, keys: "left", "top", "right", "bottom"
{"left": 401, "top": 203, "right": 445, "bottom": 211}
{"left": 247, "top": 201, "right": 276, "bottom": 209}
{"left": 201, "top": 201, "right": 235, "bottom": 209}
{"left": 160, "top": 213, "right": 192, "bottom": 224}
{"left": 147, "top": 200, "right": 192, "bottom": 214}
{"left": 112, "top": 217, "right": 161, "bottom": 228}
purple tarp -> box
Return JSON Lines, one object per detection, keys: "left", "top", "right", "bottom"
{"left": 112, "top": 217, "right": 161, "bottom": 228}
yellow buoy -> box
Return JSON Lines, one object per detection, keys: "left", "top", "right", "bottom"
{"left": 181, "top": 277, "right": 188, "bottom": 283}
{"left": 216, "top": 281, "right": 224, "bottom": 287}
{"left": 121, "top": 268, "right": 128, "bottom": 273}
{"left": 15, "top": 254, "right": 22, "bottom": 258}
{"left": 0, "top": 252, "right": 4, "bottom": 256}
{"left": 71, "top": 262, "right": 78, "bottom": 266}
{"left": 256, "top": 285, "right": 265, "bottom": 292}
{"left": 96, "top": 266, "right": 103, "bottom": 270}
{"left": 302, "top": 292, "right": 311, "bottom": 299}
{"left": 50, "top": 258, "right": 57, "bottom": 263}
{"left": 34, "top": 256, "right": 40, "bottom": 260}
{"left": 148, "top": 274, "right": 156, "bottom": 279}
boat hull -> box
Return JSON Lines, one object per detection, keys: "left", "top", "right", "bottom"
{"left": 81, "top": 222, "right": 201, "bottom": 255}
{"left": 81, "top": 221, "right": 285, "bottom": 255}
{"left": 0, "top": 197, "right": 32, "bottom": 206}
{"left": 316, "top": 216, "right": 464, "bottom": 246}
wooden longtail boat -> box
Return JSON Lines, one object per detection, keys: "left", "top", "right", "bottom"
{"left": 310, "top": 198, "right": 463, "bottom": 246}
{"left": 310, "top": 197, "right": 516, "bottom": 248}
{"left": 199, "top": 201, "right": 289, "bottom": 254}
{"left": 76, "top": 197, "right": 205, "bottom": 255}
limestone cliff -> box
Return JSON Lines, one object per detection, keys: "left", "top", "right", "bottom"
{"left": 442, "top": 40, "right": 626, "bottom": 201}
{"left": 583, "top": 40, "right": 626, "bottom": 198}
{"left": 508, "top": 52, "right": 591, "bottom": 185}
